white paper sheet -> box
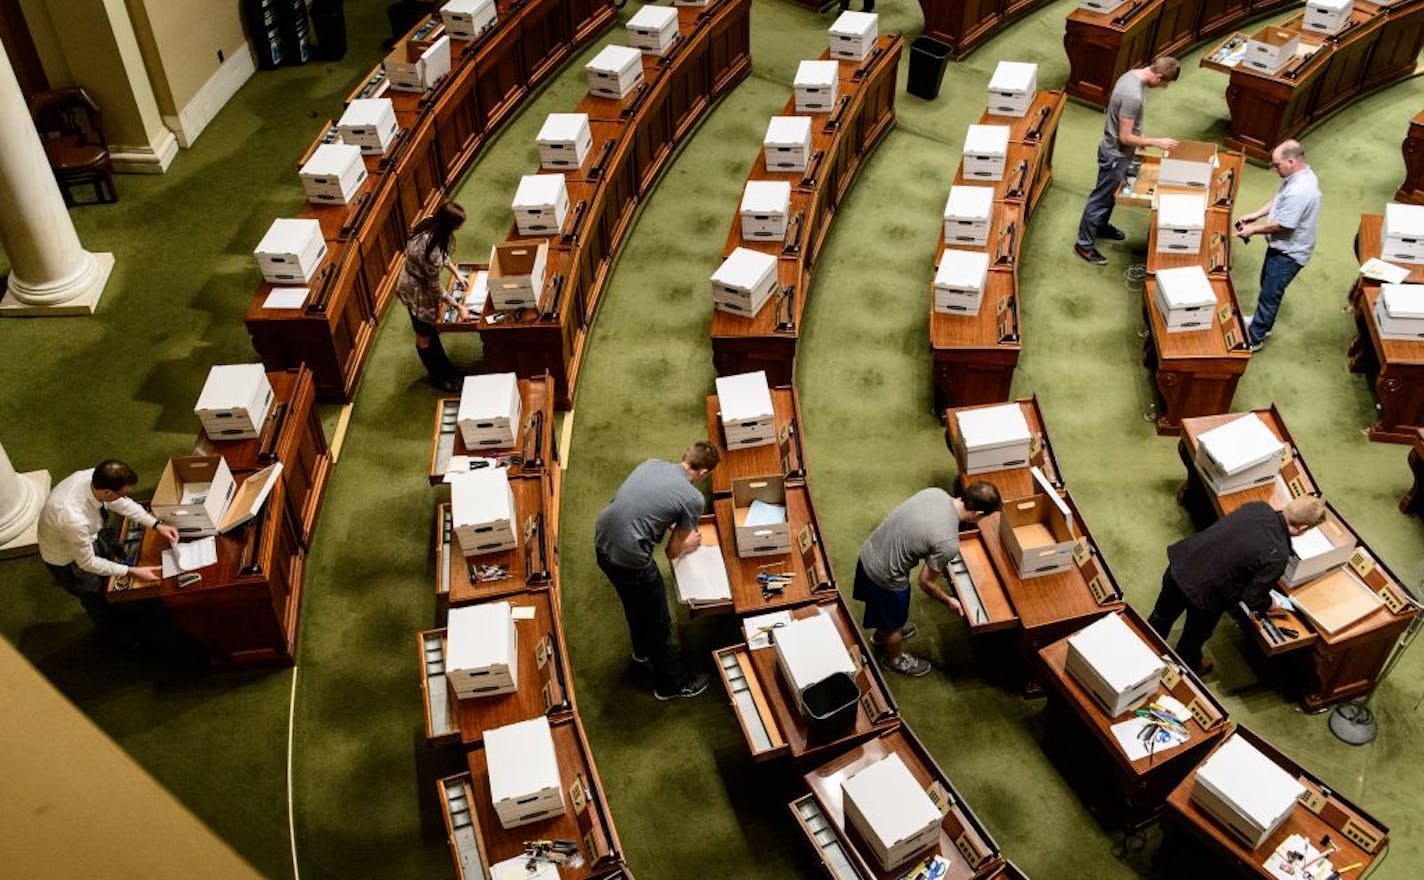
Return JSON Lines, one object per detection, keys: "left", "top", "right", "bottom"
{"left": 263, "top": 287, "right": 309, "bottom": 309}
{"left": 671, "top": 545, "right": 732, "bottom": 604}
{"left": 743, "top": 500, "right": 786, "bottom": 527}
{"left": 742, "top": 610, "right": 794, "bottom": 650}
{"left": 1110, "top": 715, "right": 1188, "bottom": 761}
{"left": 161, "top": 537, "right": 217, "bottom": 578}
{"left": 1361, "top": 257, "right": 1411, "bottom": 284}
{"left": 510, "top": 606, "right": 536, "bottom": 620}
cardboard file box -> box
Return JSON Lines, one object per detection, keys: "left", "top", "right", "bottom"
{"left": 1078, "top": 0, "right": 1127, "bottom": 12}
{"left": 1284, "top": 513, "right": 1355, "bottom": 586}
{"left": 933, "top": 248, "right": 990, "bottom": 316}
{"left": 841, "top": 753, "right": 941, "bottom": 872}
{"left": 1304, "top": 0, "right": 1352, "bottom": 35}
{"left": 1191, "top": 735, "right": 1304, "bottom": 850}
{"left": 253, "top": 218, "right": 327, "bottom": 285}
{"left": 1154, "top": 265, "right": 1216, "bottom": 333}
{"left": 953, "top": 403, "right": 1032, "bottom": 474}
{"left": 299, "top": 143, "right": 367, "bottom": 206}
{"left": 772, "top": 612, "right": 858, "bottom": 717}
{"left": 987, "top": 61, "right": 1037, "bottom": 117}
{"left": 337, "top": 98, "right": 400, "bottom": 156}
{"left": 764, "top": 116, "right": 813, "bottom": 172}
{"left": 458, "top": 372, "right": 521, "bottom": 449}
{"left": 440, "top": 0, "right": 498, "bottom": 40}
{"left": 740, "top": 180, "right": 792, "bottom": 242}
{"left": 962, "top": 125, "right": 1010, "bottom": 181}
{"left": 1244, "top": 27, "right": 1299, "bottom": 75}
{"left": 715, "top": 370, "right": 776, "bottom": 449}
{"left": 535, "top": 113, "right": 592, "bottom": 171}
{"left": 511, "top": 174, "right": 570, "bottom": 237}
{"left": 1375, "top": 283, "right": 1424, "bottom": 339}
{"left": 1194, "top": 414, "right": 1285, "bottom": 496}
{"left": 586, "top": 44, "right": 644, "bottom": 100}
{"left": 794, "top": 60, "right": 839, "bottom": 113}
{"left": 483, "top": 716, "right": 566, "bottom": 829}
{"left": 195, "top": 363, "right": 275, "bottom": 440}
{"left": 1158, "top": 141, "right": 1217, "bottom": 189}
{"left": 450, "top": 468, "right": 518, "bottom": 556}
{"left": 998, "top": 467, "right": 1076, "bottom": 578}
{"left": 447, "top": 601, "right": 518, "bottom": 698}
{"left": 626, "top": 5, "right": 679, "bottom": 55}
{"left": 943, "top": 186, "right": 995, "bottom": 247}
{"left": 1381, "top": 202, "right": 1424, "bottom": 263}
{"left": 711, "top": 247, "right": 778, "bottom": 317}
{"left": 732, "top": 475, "right": 790, "bottom": 557}
{"left": 487, "top": 240, "right": 547, "bottom": 310}
{"left": 828, "top": 10, "right": 878, "bottom": 61}
{"left": 384, "top": 34, "right": 451, "bottom": 92}
{"left": 151, "top": 456, "right": 238, "bottom": 538}
{"left": 1155, "top": 193, "right": 1206, "bottom": 255}
{"left": 1065, "top": 614, "right": 1166, "bottom": 718}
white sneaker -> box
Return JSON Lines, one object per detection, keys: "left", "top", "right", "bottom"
{"left": 1243, "top": 316, "right": 1272, "bottom": 339}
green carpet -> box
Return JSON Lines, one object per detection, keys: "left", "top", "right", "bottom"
{"left": 2, "top": 0, "right": 1423, "bottom": 877}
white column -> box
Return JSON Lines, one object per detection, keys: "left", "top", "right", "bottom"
{"left": 0, "top": 442, "right": 50, "bottom": 558}
{"left": 0, "top": 38, "right": 114, "bottom": 317}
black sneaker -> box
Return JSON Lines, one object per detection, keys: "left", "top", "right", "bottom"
{"left": 1074, "top": 244, "right": 1108, "bottom": 265}
{"left": 654, "top": 673, "right": 712, "bottom": 700}
{"left": 1100, "top": 224, "right": 1127, "bottom": 241}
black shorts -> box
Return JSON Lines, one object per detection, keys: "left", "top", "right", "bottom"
{"left": 852, "top": 560, "right": 910, "bottom": 631}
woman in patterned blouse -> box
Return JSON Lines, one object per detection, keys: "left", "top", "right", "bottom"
{"left": 395, "top": 201, "right": 470, "bottom": 391}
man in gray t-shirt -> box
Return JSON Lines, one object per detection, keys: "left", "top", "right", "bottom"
{"left": 1074, "top": 57, "right": 1182, "bottom": 265}
{"left": 1234, "top": 139, "right": 1322, "bottom": 350}
{"left": 853, "top": 483, "right": 1002, "bottom": 676}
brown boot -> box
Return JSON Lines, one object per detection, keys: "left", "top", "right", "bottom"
{"left": 1193, "top": 655, "right": 1215, "bottom": 677}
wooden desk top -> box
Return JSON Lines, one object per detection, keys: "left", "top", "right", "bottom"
{"left": 1355, "top": 214, "right": 1424, "bottom": 283}
{"left": 438, "top": 479, "right": 555, "bottom": 605}
{"left": 712, "top": 485, "right": 836, "bottom": 615}
{"left": 1119, "top": 151, "right": 1245, "bottom": 211}
{"left": 428, "top": 376, "right": 558, "bottom": 483}
{"left": 706, "top": 387, "right": 807, "bottom": 496}
{"left": 1359, "top": 282, "right": 1424, "bottom": 367}
{"left": 929, "top": 269, "right": 1020, "bottom": 354}
{"left": 1066, "top": 0, "right": 1161, "bottom": 31}
{"left": 708, "top": 245, "right": 808, "bottom": 341}
{"left": 1145, "top": 275, "right": 1251, "bottom": 366}
{"left": 982, "top": 91, "right": 1067, "bottom": 145}
{"left": 1206, "top": 7, "right": 1386, "bottom": 83}
{"left": 943, "top": 396, "right": 1065, "bottom": 500}
{"left": 1147, "top": 211, "right": 1233, "bottom": 275}
{"left": 1180, "top": 407, "right": 1318, "bottom": 516}
{"left": 194, "top": 367, "right": 312, "bottom": 471}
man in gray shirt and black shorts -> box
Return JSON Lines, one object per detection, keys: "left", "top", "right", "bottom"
{"left": 595, "top": 442, "right": 720, "bottom": 700}
{"left": 854, "top": 482, "right": 1001, "bottom": 676}
{"left": 1234, "top": 139, "right": 1322, "bottom": 351}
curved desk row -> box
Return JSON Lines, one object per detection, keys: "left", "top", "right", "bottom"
{"left": 920, "top": 0, "right": 1055, "bottom": 59}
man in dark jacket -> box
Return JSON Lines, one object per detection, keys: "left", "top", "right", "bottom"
{"left": 1148, "top": 496, "right": 1326, "bottom": 675}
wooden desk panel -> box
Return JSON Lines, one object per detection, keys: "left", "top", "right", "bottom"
{"left": 712, "top": 485, "right": 836, "bottom": 615}
{"left": 1396, "top": 110, "right": 1424, "bottom": 203}
{"left": 943, "top": 396, "right": 1065, "bottom": 500}
{"left": 706, "top": 386, "right": 808, "bottom": 497}
{"left": 1348, "top": 282, "right": 1424, "bottom": 443}
{"left": 426, "top": 376, "right": 559, "bottom": 484}
{"left": 1402, "top": 428, "right": 1424, "bottom": 514}
{"left": 1143, "top": 274, "right": 1252, "bottom": 435}
{"left": 921, "top": 0, "right": 1054, "bottom": 59}
{"left": 930, "top": 269, "right": 1021, "bottom": 411}
{"left": 437, "top": 477, "right": 557, "bottom": 605}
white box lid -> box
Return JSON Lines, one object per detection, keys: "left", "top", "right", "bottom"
{"left": 1156, "top": 265, "right": 1216, "bottom": 310}
{"left": 1066, "top": 614, "right": 1164, "bottom": 695}
{"left": 513, "top": 173, "right": 567, "bottom": 207}
{"left": 774, "top": 611, "right": 856, "bottom": 688}
{"left": 536, "top": 113, "right": 590, "bottom": 145}
{"left": 444, "top": 0, "right": 495, "bottom": 13}
{"left": 1195, "top": 735, "right": 1305, "bottom": 825}
{"left": 829, "top": 10, "right": 878, "bottom": 37}
{"left": 713, "top": 247, "right": 778, "bottom": 287}
{"left": 459, "top": 372, "right": 519, "bottom": 418}
{"left": 339, "top": 98, "right": 395, "bottom": 128}
{"left": 1308, "top": 0, "right": 1351, "bottom": 12}
{"left": 628, "top": 4, "right": 678, "bottom": 28}
{"left": 484, "top": 716, "right": 561, "bottom": 800}
{"left": 841, "top": 753, "right": 941, "bottom": 843}
{"left": 587, "top": 43, "right": 643, "bottom": 74}
{"left": 989, "top": 60, "right": 1037, "bottom": 92}
{"left": 1198, "top": 414, "right": 1285, "bottom": 474}
{"left": 254, "top": 218, "right": 322, "bottom": 255}
{"left": 935, "top": 249, "right": 990, "bottom": 288}
{"left": 741, "top": 180, "right": 791, "bottom": 214}
{"left": 765, "top": 115, "right": 813, "bottom": 146}
{"left": 301, "top": 142, "right": 363, "bottom": 175}
{"left": 449, "top": 467, "right": 514, "bottom": 523}
{"left": 195, "top": 364, "right": 269, "bottom": 411}
{"left": 964, "top": 124, "right": 1010, "bottom": 155}
{"left": 1291, "top": 526, "right": 1342, "bottom": 561}
{"left": 956, "top": 403, "right": 1031, "bottom": 450}
{"left": 716, "top": 370, "right": 774, "bottom": 421}
{"left": 795, "top": 60, "right": 839, "bottom": 88}
{"left": 945, "top": 185, "right": 996, "bottom": 221}
{"left": 1384, "top": 201, "right": 1424, "bottom": 236}
{"left": 447, "top": 601, "right": 514, "bottom": 670}
{"left": 1381, "top": 283, "right": 1424, "bottom": 318}
{"left": 1158, "top": 192, "right": 1207, "bottom": 227}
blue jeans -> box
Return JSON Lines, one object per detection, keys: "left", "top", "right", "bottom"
{"left": 1248, "top": 249, "right": 1304, "bottom": 343}
{"left": 597, "top": 549, "right": 682, "bottom": 693}
{"left": 1076, "top": 146, "right": 1134, "bottom": 249}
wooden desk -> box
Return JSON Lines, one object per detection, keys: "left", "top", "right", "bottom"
{"left": 706, "top": 385, "right": 807, "bottom": 498}
{"left": 1116, "top": 151, "right": 1244, "bottom": 211}
{"left": 1397, "top": 109, "right": 1424, "bottom": 203}
{"left": 1177, "top": 407, "right": 1317, "bottom": 518}
{"left": 1163, "top": 726, "right": 1388, "bottom": 879}
{"left": 1402, "top": 428, "right": 1424, "bottom": 514}
{"left": 1201, "top": 2, "right": 1424, "bottom": 163}
{"left": 1353, "top": 213, "right": 1424, "bottom": 285}
{"left": 710, "top": 38, "right": 901, "bottom": 386}
{"left": 1348, "top": 281, "right": 1424, "bottom": 443}
{"left": 920, "top": 0, "right": 1054, "bottom": 58}
{"left": 711, "top": 484, "right": 836, "bottom": 615}
{"left": 426, "top": 375, "right": 558, "bottom": 485}
{"left": 435, "top": 476, "right": 558, "bottom": 605}
{"left": 981, "top": 91, "right": 1067, "bottom": 224}
{"left": 1143, "top": 273, "right": 1252, "bottom": 435}
{"left": 930, "top": 269, "right": 1021, "bottom": 411}
{"left": 1038, "top": 607, "right": 1231, "bottom": 823}
{"left": 1146, "top": 211, "right": 1234, "bottom": 275}
{"left": 438, "top": 714, "right": 630, "bottom": 880}
{"left": 792, "top": 725, "right": 1012, "bottom": 880}
{"left": 943, "top": 395, "right": 1066, "bottom": 500}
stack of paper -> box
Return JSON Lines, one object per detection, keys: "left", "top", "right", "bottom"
{"left": 672, "top": 544, "right": 732, "bottom": 604}
{"left": 744, "top": 500, "right": 787, "bottom": 527}
{"left": 161, "top": 537, "right": 218, "bottom": 578}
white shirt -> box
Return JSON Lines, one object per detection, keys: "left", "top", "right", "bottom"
{"left": 37, "top": 469, "right": 156, "bottom": 577}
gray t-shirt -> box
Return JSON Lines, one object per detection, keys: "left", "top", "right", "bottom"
{"left": 1101, "top": 72, "right": 1145, "bottom": 158}
{"left": 858, "top": 489, "right": 961, "bottom": 591}
{"left": 595, "top": 459, "right": 704, "bottom": 568}
{"left": 1267, "top": 166, "right": 1321, "bottom": 266}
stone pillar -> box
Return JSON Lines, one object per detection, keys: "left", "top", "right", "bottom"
{"left": 0, "top": 39, "right": 115, "bottom": 317}
{"left": 0, "top": 442, "right": 50, "bottom": 559}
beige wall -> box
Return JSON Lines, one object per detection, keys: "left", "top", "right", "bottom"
{"left": 124, "top": 0, "right": 248, "bottom": 119}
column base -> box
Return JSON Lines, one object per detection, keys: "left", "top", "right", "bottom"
{"left": 0, "top": 252, "right": 114, "bottom": 317}
{"left": 0, "top": 469, "right": 51, "bottom": 559}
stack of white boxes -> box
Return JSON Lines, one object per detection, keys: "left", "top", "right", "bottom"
{"left": 1375, "top": 283, "right": 1424, "bottom": 339}
{"left": 385, "top": 34, "right": 452, "bottom": 91}
{"left": 933, "top": 249, "right": 990, "bottom": 316}
{"left": 450, "top": 468, "right": 518, "bottom": 555}
{"left": 299, "top": 143, "right": 367, "bottom": 206}
{"left": 1159, "top": 141, "right": 1217, "bottom": 189}
{"left": 828, "top": 11, "right": 878, "bottom": 61}
{"left": 732, "top": 476, "right": 790, "bottom": 557}
{"left": 772, "top": 612, "right": 857, "bottom": 716}
{"left": 739, "top": 181, "right": 792, "bottom": 242}
{"left": 1304, "top": 0, "right": 1353, "bottom": 35}
{"left": 483, "top": 716, "right": 566, "bottom": 829}
{"left": 711, "top": 248, "right": 778, "bottom": 317}
{"left": 715, "top": 371, "right": 776, "bottom": 449}
{"left": 1064, "top": 614, "right": 1166, "bottom": 718}
{"left": 195, "top": 364, "right": 275, "bottom": 440}
{"left": 253, "top": 218, "right": 328, "bottom": 284}
{"left": 841, "top": 753, "right": 942, "bottom": 872}
{"left": 337, "top": 98, "right": 400, "bottom": 156}
{"left": 511, "top": 174, "right": 569, "bottom": 236}
{"left": 536, "top": 113, "right": 593, "bottom": 171}
{"left": 1153, "top": 266, "right": 1217, "bottom": 333}
{"left": 1155, "top": 193, "right": 1207, "bottom": 255}
{"left": 953, "top": 403, "right": 1032, "bottom": 474}
{"left": 794, "top": 60, "right": 839, "bottom": 113}
{"left": 440, "top": 0, "right": 498, "bottom": 40}
{"left": 151, "top": 456, "right": 238, "bottom": 538}
{"left": 487, "top": 240, "right": 547, "bottom": 310}
{"left": 458, "top": 372, "right": 522, "bottom": 449}
{"left": 1190, "top": 735, "right": 1305, "bottom": 849}
{"left": 1078, "top": 0, "right": 1126, "bottom": 12}
{"left": 585, "top": 45, "right": 644, "bottom": 99}
{"left": 764, "top": 116, "right": 813, "bottom": 172}
{"left": 1381, "top": 202, "right": 1424, "bottom": 264}
{"left": 1244, "top": 26, "right": 1300, "bottom": 75}
{"left": 1284, "top": 517, "right": 1355, "bottom": 586}
{"left": 447, "top": 601, "right": 518, "bottom": 698}
{"left": 1194, "top": 414, "right": 1286, "bottom": 496}
{"left": 943, "top": 186, "right": 996, "bottom": 247}
{"left": 987, "top": 61, "right": 1037, "bottom": 117}
{"left": 626, "top": 5, "right": 679, "bottom": 55}
{"left": 962, "top": 125, "right": 1010, "bottom": 181}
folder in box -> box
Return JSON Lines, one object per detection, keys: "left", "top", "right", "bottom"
{"left": 732, "top": 476, "right": 790, "bottom": 557}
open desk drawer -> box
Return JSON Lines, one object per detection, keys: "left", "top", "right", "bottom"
{"left": 790, "top": 793, "right": 863, "bottom": 880}
{"left": 715, "top": 646, "right": 786, "bottom": 760}
{"left": 955, "top": 530, "right": 1019, "bottom": 633}
{"left": 437, "top": 772, "right": 486, "bottom": 880}
{"left": 417, "top": 628, "right": 459, "bottom": 745}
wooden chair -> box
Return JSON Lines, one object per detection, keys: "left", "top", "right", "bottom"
{"left": 29, "top": 88, "right": 117, "bottom": 206}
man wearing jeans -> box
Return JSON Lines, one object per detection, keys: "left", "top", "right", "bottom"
{"left": 595, "top": 442, "right": 719, "bottom": 700}
{"left": 1235, "top": 140, "right": 1321, "bottom": 352}
{"left": 1073, "top": 57, "right": 1181, "bottom": 266}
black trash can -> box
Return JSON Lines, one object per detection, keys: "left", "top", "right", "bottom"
{"left": 801, "top": 672, "right": 861, "bottom": 739}
{"left": 907, "top": 36, "right": 952, "bottom": 101}
{"left": 311, "top": 0, "right": 348, "bottom": 61}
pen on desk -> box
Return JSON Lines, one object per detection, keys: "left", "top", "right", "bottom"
{"left": 1336, "top": 863, "right": 1362, "bottom": 874}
